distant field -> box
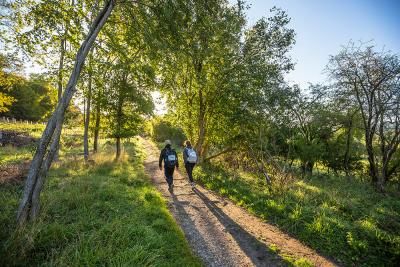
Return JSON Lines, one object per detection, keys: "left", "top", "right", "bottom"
{"left": 0, "top": 122, "right": 45, "bottom": 138}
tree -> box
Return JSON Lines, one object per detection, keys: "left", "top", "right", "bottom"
{"left": 325, "top": 87, "right": 364, "bottom": 176}
{"left": 16, "top": 0, "right": 115, "bottom": 225}
{"left": 0, "top": 53, "right": 21, "bottom": 113}
{"left": 288, "top": 85, "right": 339, "bottom": 175}
{"left": 4, "top": 75, "right": 57, "bottom": 121}
{"left": 328, "top": 43, "right": 400, "bottom": 190}
{"left": 156, "top": 0, "right": 245, "bottom": 159}
{"left": 159, "top": 3, "right": 295, "bottom": 164}
{"left": 104, "top": 65, "right": 154, "bottom": 159}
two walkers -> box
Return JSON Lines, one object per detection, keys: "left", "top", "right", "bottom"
{"left": 159, "top": 140, "right": 197, "bottom": 193}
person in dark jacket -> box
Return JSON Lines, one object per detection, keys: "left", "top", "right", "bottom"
{"left": 159, "top": 140, "right": 179, "bottom": 192}
{"left": 183, "top": 140, "right": 197, "bottom": 188}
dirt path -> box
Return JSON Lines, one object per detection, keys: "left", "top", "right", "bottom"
{"left": 141, "top": 138, "right": 338, "bottom": 267}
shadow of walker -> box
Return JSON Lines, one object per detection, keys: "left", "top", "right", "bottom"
{"left": 192, "top": 187, "right": 286, "bottom": 267}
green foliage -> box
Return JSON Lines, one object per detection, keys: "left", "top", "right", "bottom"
{"left": 64, "top": 103, "right": 83, "bottom": 126}
{"left": 0, "top": 141, "right": 201, "bottom": 266}
{"left": 320, "top": 129, "right": 364, "bottom": 173}
{"left": 150, "top": 117, "right": 187, "bottom": 146}
{"left": 194, "top": 164, "right": 400, "bottom": 266}
{"left": 3, "top": 76, "right": 57, "bottom": 121}
{"left": 327, "top": 44, "right": 400, "bottom": 186}
{"left": 0, "top": 53, "right": 21, "bottom": 113}
{"left": 1, "top": 54, "right": 57, "bottom": 121}
{"left": 157, "top": 1, "right": 297, "bottom": 156}
{"left": 0, "top": 91, "right": 15, "bottom": 112}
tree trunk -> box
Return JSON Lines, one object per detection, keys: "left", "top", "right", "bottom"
{"left": 301, "top": 161, "right": 313, "bottom": 176}
{"left": 83, "top": 68, "right": 92, "bottom": 161}
{"left": 93, "top": 95, "right": 101, "bottom": 153}
{"left": 203, "top": 147, "right": 233, "bottom": 161}
{"left": 54, "top": 34, "right": 67, "bottom": 161}
{"left": 115, "top": 82, "right": 124, "bottom": 160}
{"left": 30, "top": 122, "right": 63, "bottom": 218}
{"left": 195, "top": 88, "right": 207, "bottom": 159}
{"left": 343, "top": 117, "right": 353, "bottom": 177}
{"left": 365, "top": 134, "right": 378, "bottom": 186}
{"left": 196, "top": 117, "right": 206, "bottom": 158}
{"left": 188, "top": 98, "right": 194, "bottom": 142}
{"left": 17, "top": 0, "right": 115, "bottom": 225}
{"left": 306, "top": 161, "right": 314, "bottom": 175}
{"left": 116, "top": 137, "right": 121, "bottom": 160}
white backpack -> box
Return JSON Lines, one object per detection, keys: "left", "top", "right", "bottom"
{"left": 187, "top": 148, "right": 197, "bottom": 163}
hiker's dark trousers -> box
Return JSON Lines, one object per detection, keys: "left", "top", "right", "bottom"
{"left": 164, "top": 166, "right": 175, "bottom": 186}
{"left": 185, "top": 162, "right": 196, "bottom": 182}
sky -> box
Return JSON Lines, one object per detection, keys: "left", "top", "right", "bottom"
{"left": 233, "top": 0, "right": 400, "bottom": 87}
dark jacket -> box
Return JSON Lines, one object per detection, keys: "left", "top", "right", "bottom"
{"left": 159, "top": 145, "right": 179, "bottom": 169}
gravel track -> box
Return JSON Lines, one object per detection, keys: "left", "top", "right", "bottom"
{"left": 141, "top": 138, "right": 338, "bottom": 267}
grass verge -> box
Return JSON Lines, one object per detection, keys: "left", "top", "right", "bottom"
{"left": 0, "top": 139, "right": 201, "bottom": 266}
{"left": 194, "top": 163, "right": 400, "bottom": 267}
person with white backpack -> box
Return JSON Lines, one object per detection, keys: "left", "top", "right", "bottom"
{"left": 183, "top": 140, "right": 197, "bottom": 188}
{"left": 159, "top": 140, "right": 179, "bottom": 193}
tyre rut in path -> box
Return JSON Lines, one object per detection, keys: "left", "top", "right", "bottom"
{"left": 141, "top": 138, "right": 338, "bottom": 267}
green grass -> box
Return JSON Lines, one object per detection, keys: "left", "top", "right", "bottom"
{"left": 194, "top": 163, "right": 400, "bottom": 267}
{"left": 0, "top": 122, "right": 41, "bottom": 166}
{"left": 0, "top": 122, "right": 45, "bottom": 138}
{"left": 0, "top": 145, "right": 33, "bottom": 166}
{"left": 0, "top": 139, "right": 201, "bottom": 266}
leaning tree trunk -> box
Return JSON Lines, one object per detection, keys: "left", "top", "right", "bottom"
{"left": 17, "top": 0, "right": 115, "bottom": 225}
{"left": 30, "top": 122, "right": 63, "bottom": 218}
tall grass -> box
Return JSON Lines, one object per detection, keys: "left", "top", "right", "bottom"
{"left": 0, "top": 140, "right": 201, "bottom": 266}
{"left": 194, "top": 163, "right": 400, "bottom": 267}
{"left": 0, "top": 145, "right": 33, "bottom": 166}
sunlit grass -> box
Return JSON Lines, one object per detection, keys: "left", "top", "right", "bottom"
{"left": 0, "top": 122, "right": 45, "bottom": 138}
{"left": 0, "top": 145, "right": 32, "bottom": 166}
{"left": 0, "top": 139, "right": 201, "bottom": 266}
{"left": 194, "top": 163, "right": 400, "bottom": 266}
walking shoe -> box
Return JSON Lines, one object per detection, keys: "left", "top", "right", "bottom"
{"left": 168, "top": 184, "right": 174, "bottom": 193}
{"left": 191, "top": 182, "right": 195, "bottom": 188}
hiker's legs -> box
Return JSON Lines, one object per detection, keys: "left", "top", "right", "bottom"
{"left": 185, "top": 163, "right": 195, "bottom": 182}
{"left": 164, "top": 167, "right": 174, "bottom": 186}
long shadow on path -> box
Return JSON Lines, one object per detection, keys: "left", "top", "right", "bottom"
{"left": 192, "top": 187, "right": 286, "bottom": 267}
{"left": 141, "top": 137, "right": 288, "bottom": 266}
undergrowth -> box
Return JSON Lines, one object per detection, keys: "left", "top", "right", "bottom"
{"left": 194, "top": 163, "right": 400, "bottom": 267}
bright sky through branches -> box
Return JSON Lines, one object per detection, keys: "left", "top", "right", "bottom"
{"left": 234, "top": 0, "right": 400, "bottom": 87}
{"left": 21, "top": 0, "right": 400, "bottom": 115}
